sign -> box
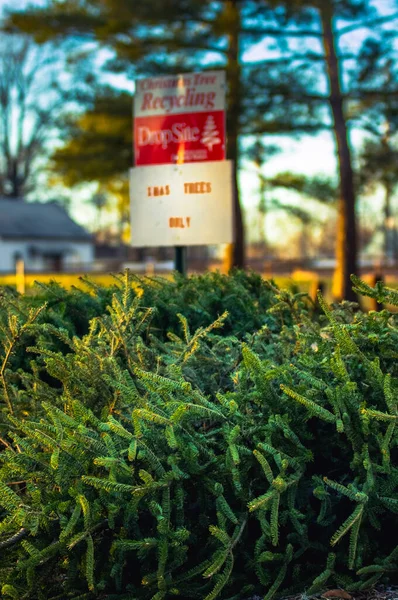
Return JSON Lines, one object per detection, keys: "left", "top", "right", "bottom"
{"left": 134, "top": 71, "right": 226, "bottom": 166}
{"left": 130, "top": 161, "right": 233, "bottom": 247}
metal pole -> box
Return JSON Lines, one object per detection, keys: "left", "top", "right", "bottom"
{"left": 175, "top": 246, "right": 187, "bottom": 276}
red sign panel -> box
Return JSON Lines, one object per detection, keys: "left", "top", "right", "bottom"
{"left": 133, "top": 71, "right": 226, "bottom": 166}
{"left": 134, "top": 111, "right": 225, "bottom": 166}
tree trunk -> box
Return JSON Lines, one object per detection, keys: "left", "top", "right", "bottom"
{"left": 226, "top": 0, "right": 245, "bottom": 269}
{"left": 320, "top": 2, "right": 358, "bottom": 302}
{"left": 381, "top": 124, "right": 395, "bottom": 263}
{"left": 383, "top": 181, "right": 395, "bottom": 262}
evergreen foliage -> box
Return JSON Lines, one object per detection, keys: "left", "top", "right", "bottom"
{"left": 0, "top": 272, "right": 397, "bottom": 599}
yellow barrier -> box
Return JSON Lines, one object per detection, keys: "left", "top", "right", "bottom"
{"left": 0, "top": 272, "right": 118, "bottom": 292}
{"left": 0, "top": 270, "right": 322, "bottom": 295}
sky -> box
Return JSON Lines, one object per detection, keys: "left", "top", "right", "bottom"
{"left": 0, "top": 0, "right": 397, "bottom": 250}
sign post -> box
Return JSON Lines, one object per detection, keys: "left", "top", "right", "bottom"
{"left": 175, "top": 246, "right": 186, "bottom": 276}
{"left": 131, "top": 70, "right": 232, "bottom": 273}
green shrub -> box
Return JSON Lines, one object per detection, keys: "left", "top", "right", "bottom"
{"left": 0, "top": 272, "right": 311, "bottom": 430}
{"left": 0, "top": 273, "right": 397, "bottom": 600}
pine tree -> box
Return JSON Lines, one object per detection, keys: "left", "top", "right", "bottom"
{"left": 201, "top": 116, "right": 222, "bottom": 152}
{"left": 0, "top": 272, "right": 397, "bottom": 598}
{"left": 2, "top": 0, "right": 337, "bottom": 269}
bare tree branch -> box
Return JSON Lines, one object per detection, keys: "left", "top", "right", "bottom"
{"left": 240, "top": 26, "right": 323, "bottom": 38}
{"left": 337, "top": 11, "right": 398, "bottom": 36}
{"left": 0, "top": 33, "right": 85, "bottom": 198}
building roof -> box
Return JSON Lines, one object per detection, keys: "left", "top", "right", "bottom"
{"left": 0, "top": 198, "right": 92, "bottom": 241}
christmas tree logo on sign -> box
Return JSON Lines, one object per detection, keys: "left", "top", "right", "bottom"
{"left": 201, "top": 115, "right": 221, "bottom": 152}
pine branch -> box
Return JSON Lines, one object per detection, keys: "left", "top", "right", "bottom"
{"left": 280, "top": 385, "right": 336, "bottom": 423}
{"left": 0, "top": 528, "right": 27, "bottom": 549}
{"left": 331, "top": 505, "right": 364, "bottom": 547}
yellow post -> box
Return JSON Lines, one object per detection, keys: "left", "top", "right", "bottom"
{"left": 145, "top": 259, "right": 155, "bottom": 276}
{"left": 223, "top": 243, "right": 233, "bottom": 273}
{"left": 16, "top": 259, "right": 25, "bottom": 295}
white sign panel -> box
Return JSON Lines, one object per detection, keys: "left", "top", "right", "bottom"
{"left": 130, "top": 160, "right": 233, "bottom": 247}
{"left": 134, "top": 71, "right": 226, "bottom": 118}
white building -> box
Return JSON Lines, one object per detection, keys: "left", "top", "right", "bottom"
{"left": 0, "top": 198, "right": 94, "bottom": 273}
